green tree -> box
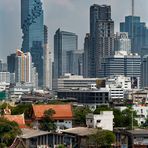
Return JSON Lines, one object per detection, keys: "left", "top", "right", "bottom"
{"left": 73, "top": 106, "right": 92, "bottom": 126}
{"left": 39, "top": 109, "right": 56, "bottom": 131}
{"left": 121, "top": 108, "right": 138, "bottom": 129}
{"left": 94, "top": 105, "right": 111, "bottom": 114}
{"left": 0, "top": 117, "right": 21, "bottom": 147}
{"left": 11, "top": 104, "right": 32, "bottom": 119}
{"left": 88, "top": 130, "right": 115, "bottom": 148}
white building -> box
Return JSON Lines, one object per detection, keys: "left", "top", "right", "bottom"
{"left": 106, "top": 75, "right": 131, "bottom": 100}
{"left": 86, "top": 111, "right": 114, "bottom": 131}
{"left": 114, "top": 32, "right": 131, "bottom": 53}
{"left": 0, "top": 72, "right": 10, "bottom": 84}
{"left": 53, "top": 73, "right": 104, "bottom": 90}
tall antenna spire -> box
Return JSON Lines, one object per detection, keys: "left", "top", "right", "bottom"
{"left": 132, "top": 0, "right": 134, "bottom": 16}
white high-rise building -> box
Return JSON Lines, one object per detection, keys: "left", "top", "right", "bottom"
{"left": 114, "top": 32, "right": 131, "bottom": 53}
{"left": 43, "top": 25, "right": 52, "bottom": 89}
{"left": 15, "top": 49, "right": 32, "bottom": 83}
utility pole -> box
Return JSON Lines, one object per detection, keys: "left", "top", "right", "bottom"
{"left": 131, "top": 0, "right": 134, "bottom": 130}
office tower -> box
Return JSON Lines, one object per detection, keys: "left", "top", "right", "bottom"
{"left": 54, "top": 28, "right": 78, "bottom": 78}
{"left": 15, "top": 49, "right": 32, "bottom": 83}
{"left": 0, "top": 72, "right": 10, "bottom": 83}
{"left": 83, "top": 33, "right": 90, "bottom": 78}
{"left": 0, "top": 60, "right": 7, "bottom": 72}
{"left": 141, "top": 55, "right": 148, "bottom": 88}
{"left": 99, "top": 51, "right": 141, "bottom": 85}
{"left": 114, "top": 32, "right": 131, "bottom": 53}
{"left": 120, "top": 16, "right": 148, "bottom": 54}
{"left": 7, "top": 53, "right": 16, "bottom": 73}
{"left": 89, "top": 4, "right": 114, "bottom": 77}
{"left": 43, "top": 25, "right": 52, "bottom": 89}
{"left": 67, "top": 50, "right": 84, "bottom": 76}
{"left": 21, "top": 0, "right": 44, "bottom": 86}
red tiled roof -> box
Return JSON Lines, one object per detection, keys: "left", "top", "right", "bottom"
{"left": 32, "top": 104, "right": 73, "bottom": 120}
{"left": 4, "top": 114, "right": 26, "bottom": 128}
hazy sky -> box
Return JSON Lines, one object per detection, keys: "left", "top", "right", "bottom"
{"left": 0, "top": 0, "right": 148, "bottom": 62}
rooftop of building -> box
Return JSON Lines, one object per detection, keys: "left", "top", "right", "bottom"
{"left": 62, "top": 127, "right": 98, "bottom": 137}
{"left": 20, "top": 128, "right": 50, "bottom": 139}
{"left": 32, "top": 104, "right": 73, "bottom": 120}
{"left": 3, "top": 114, "right": 26, "bottom": 128}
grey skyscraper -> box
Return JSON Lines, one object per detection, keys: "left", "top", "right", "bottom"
{"left": 67, "top": 50, "right": 84, "bottom": 76}
{"left": 54, "top": 28, "right": 78, "bottom": 78}
{"left": 120, "top": 16, "right": 148, "bottom": 54}
{"left": 83, "top": 33, "right": 90, "bottom": 78}
{"left": 7, "top": 53, "right": 16, "bottom": 73}
{"left": 141, "top": 55, "right": 148, "bottom": 88}
{"left": 21, "top": 0, "right": 44, "bottom": 86}
{"left": 88, "top": 4, "right": 114, "bottom": 77}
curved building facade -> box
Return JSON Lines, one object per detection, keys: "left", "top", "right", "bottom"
{"left": 21, "top": 0, "right": 44, "bottom": 86}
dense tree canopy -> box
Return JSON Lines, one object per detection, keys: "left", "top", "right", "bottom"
{"left": 0, "top": 117, "right": 21, "bottom": 147}
{"left": 39, "top": 109, "right": 56, "bottom": 131}
{"left": 73, "top": 106, "right": 92, "bottom": 126}
{"left": 11, "top": 103, "right": 32, "bottom": 119}
{"left": 88, "top": 130, "right": 115, "bottom": 148}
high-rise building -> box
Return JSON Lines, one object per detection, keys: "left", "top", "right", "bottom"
{"left": 99, "top": 51, "right": 141, "bottom": 82}
{"left": 114, "top": 32, "right": 131, "bottom": 53}
{"left": 21, "top": 0, "right": 44, "bottom": 86}
{"left": 7, "top": 53, "right": 16, "bottom": 73}
{"left": 15, "top": 49, "right": 32, "bottom": 83}
{"left": 120, "top": 16, "right": 148, "bottom": 54}
{"left": 43, "top": 25, "right": 52, "bottom": 89}
{"left": 83, "top": 33, "right": 90, "bottom": 78}
{"left": 54, "top": 28, "right": 78, "bottom": 78}
{"left": 0, "top": 60, "right": 7, "bottom": 72}
{"left": 67, "top": 50, "right": 84, "bottom": 76}
{"left": 141, "top": 55, "right": 148, "bottom": 88}
{"left": 88, "top": 4, "right": 114, "bottom": 77}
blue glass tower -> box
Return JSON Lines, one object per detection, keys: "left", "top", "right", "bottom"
{"left": 21, "top": 0, "right": 44, "bottom": 86}
{"left": 54, "top": 28, "right": 78, "bottom": 78}
{"left": 120, "top": 16, "right": 148, "bottom": 54}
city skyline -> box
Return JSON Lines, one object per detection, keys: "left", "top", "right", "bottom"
{"left": 1, "top": 0, "right": 148, "bottom": 61}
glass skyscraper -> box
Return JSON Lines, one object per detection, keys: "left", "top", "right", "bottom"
{"left": 120, "top": 16, "right": 148, "bottom": 54}
{"left": 21, "top": 0, "right": 44, "bottom": 86}
{"left": 54, "top": 28, "right": 78, "bottom": 78}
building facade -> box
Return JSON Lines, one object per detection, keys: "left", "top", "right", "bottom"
{"left": 43, "top": 25, "right": 52, "bottom": 89}
{"left": 99, "top": 51, "right": 141, "bottom": 85}
{"left": 114, "top": 32, "right": 131, "bottom": 53}
{"left": 88, "top": 4, "right": 114, "bottom": 77}
{"left": 7, "top": 53, "right": 16, "bottom": 73}
{"left": 54, "top": 28, "right": 78, "bottom": 78}
{"left": 15, "top": 50, "right": 32, "bottom": 83}
{"left": 53, "top": 73, "right": 102, "bottom": 90}
{"left": 141, "top": 55, "right": 148, "bottom": 88}
{"left": 66, "top": 50, "right": 83, "bottom": 76}
{"left": 83, "top": 33, "right": 90, "bottom": 78}
{"left": 0, "top": 60, "right": 7, "bottom": 72}
{"left": 120, "top": 16, "right": 148, "bottom": 54}
{"left": 21, "top": 0, "right": 44, "bottom": 86}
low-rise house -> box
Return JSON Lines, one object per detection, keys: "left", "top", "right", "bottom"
{"left": 62, "top": 127, "right": 98, "bottom": 148}
{"left": 32, "top": 104, "right": 73, "bottom": 129}
{"left": 114, "top": 129, "right": 148, "bottom": 148}
{"left": 10, "top": 128, "right": 63, "bottom": 148}
{"left": 86, "top": 111, "right": 114, "bottom": 131}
